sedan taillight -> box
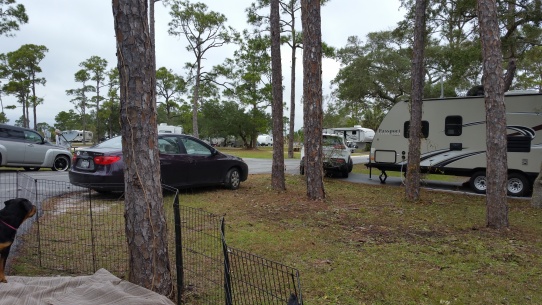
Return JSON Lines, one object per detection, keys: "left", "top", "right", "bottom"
{"left": 334, "top": 144, "right": 346, "bottom": 149}
{"left": 94, "top": 156, "right": 121, "bottom": 165}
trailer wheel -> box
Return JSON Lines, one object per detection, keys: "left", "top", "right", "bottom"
{"left": 469, "top": 171, "right": 487, "bottom": 194}
{"left": 507, "top": 173, "right": 529, "bottom": 197}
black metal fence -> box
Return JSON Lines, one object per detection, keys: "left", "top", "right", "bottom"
{"left": 0, "top": 172, "right": 303, "bottom": 305}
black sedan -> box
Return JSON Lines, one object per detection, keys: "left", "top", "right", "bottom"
{"left": 69, "top": 134, "right": 248, "bottom": 192}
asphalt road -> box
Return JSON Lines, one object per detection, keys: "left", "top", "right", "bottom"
{"left": 4, "top": 155, "right": 481, "bottom": 197}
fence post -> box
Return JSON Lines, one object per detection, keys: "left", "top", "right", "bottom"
{"left": 173, "top": 192, "right": 184, "bottom": 305}
{"left": 89, "top": 188, "right": 97, "bottom": 272}
{"left": 33, "top": 177, "right": 42, "bottom": 268}
{"left": 221, "top": 218, "right": 233, "bottom": 305}
{"left": 16, "top": 171, "right": 19, "bottom": 198}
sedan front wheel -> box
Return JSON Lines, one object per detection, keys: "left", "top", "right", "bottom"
{"left": 225, "top": 168, "right": 241, "bottom": 190}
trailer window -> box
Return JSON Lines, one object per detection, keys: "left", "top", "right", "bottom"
{"left": 445, "top": 116, "right": 462, "bottom": 136}
{"left": 404, "top": 121, "right": 429, "bottom": 138}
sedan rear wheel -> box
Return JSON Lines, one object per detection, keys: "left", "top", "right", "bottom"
{"left": 52, "top": 155, "right": 70, "bottom": 171}
{"left": 225, "top": 168, "right": 241, "bottom": 190}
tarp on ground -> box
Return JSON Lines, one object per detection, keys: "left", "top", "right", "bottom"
{"left": 0, "top": 268, "right": 174, "bottom": 305}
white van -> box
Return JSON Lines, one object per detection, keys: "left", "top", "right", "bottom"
{"left": 158, "top": 123, "right": 183, "bottom": 134}
{"left": 367, "top": 92, "right": 542, "bottom": 196}
{"left": 257, "top": 134, "right": 273, "bottom": 146}
{"left": 62, "top": 130, "right": 93, "bottom": 142}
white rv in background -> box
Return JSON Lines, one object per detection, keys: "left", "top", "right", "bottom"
{"left": 367, "top": 92, "right": 542, "bottom": 197}
{"left": 62, "top": 130, "right": 93, "bottom": 142}
{"left": 158, "top": 123, "right": 183, "bottom": 134}
{"left": 257, "top": 134, "right": 273, "bottom": 146}
{"left": 323, "top": 125, "right": 375, "bottom": 148}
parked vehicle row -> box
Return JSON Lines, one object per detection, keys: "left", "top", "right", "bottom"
{"left": 69, "top": 134, "right": 249, "bottom": 193}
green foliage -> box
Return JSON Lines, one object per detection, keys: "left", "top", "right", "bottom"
{"left": 515, "top": 45, "right": 542, "bottom": 91}
{"left": 165, "top": 0, "right": 236, "bottom": 136}
{"left": 54, "top": 110, "right": 82, "bottom": 131}
{"left": 333, "top": 34, "right": 411, "bottom": 113}
{"left": 0, "top": 0, "right": 28, "bottom": 37}
{"left": 211, "top": 31, "right": 273, "bottom": 147}
{"left": 156, "top": 66, "right": 187, "bottom": 124}
{"left": 201, "top": 99, "right": 248, "bottom": 139}
{"left": 334, "top": 0, "right": 542, "bottom": 120}
{"left": 0, "top": 44, "right": 48, "bottom": 128}
{"left": 0, "top": 111, "right": 8, "bottom": 123}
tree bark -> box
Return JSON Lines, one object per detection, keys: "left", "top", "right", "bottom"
{"left": 288, "top": 36, "right": 297, "bottom": 159}
{"left": 405, "top": 0, "right": 427, "bottom": 202}
{"left": 477, "top": 0, "right": 509, "bottom": 229}
{"left": 288, "top": 8, "right": 297, "bottom": 160}
{"left": 531, "top": 162, "right": 542, "bottom": 208}
{"left": 112, "top": 0, "right": 173, "bottom": 296}
{"left": 270, "top": 0, "right": 286, "bottom": 191}
{"left": 301, "top": 0, "right": 325, "bottom": 200}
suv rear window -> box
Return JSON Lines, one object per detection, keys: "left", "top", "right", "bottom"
{"left": 322, "top": 135, "right": 343, "bottom": 146}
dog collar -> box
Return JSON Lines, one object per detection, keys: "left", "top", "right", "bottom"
{"left": 0, "top": 219, "right": 17, "bottom": 231}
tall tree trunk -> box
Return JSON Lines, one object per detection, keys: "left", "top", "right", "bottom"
{"left": 405, "top": 0, "right": 427, "bottom": 202}
{"left": 301, "top": 0, "right": 325, "bottom": 200}
{"left": 192, "top": 58, "right": 201, "bottom": 138}
{"left": 478, "top": 0, "right": 509, "bottom": 229}
{"left": 112, "top": 0, "right": 174, "bottom": 296}
{"left": 288, "top": 15, "right": 297, "bottom": 159}
{"left": 531, "top": 162, "right": 542, "bottom": 208}
{"left": 271, "top": 0, "right": 286, "bottom": 191}
{"left": 32, "top": 79, "right": 37, "bottom": 130}
{"left": 96, "top": 82, "right": 101, "bottom": 143}
{"left": 503, "top": 1, "right": 516, "bottom": 92}
{"left": 150, "top": 0, "right": 157, "bottom": 111}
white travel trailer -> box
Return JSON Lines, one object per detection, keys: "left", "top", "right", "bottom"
{"left": 323, "top": 125, "right": 375, "bottom": 146}
{"left": 62, "top": 130, "right": 93, "bottom": 142}
{"left": 367, "top": 92, "right": 542, "bottom": 197}
{"left": 257, "top": 134, "right": 273, "bottom": 146}
{"left": 158, "top": 123, "right": 183, "bottom": 134}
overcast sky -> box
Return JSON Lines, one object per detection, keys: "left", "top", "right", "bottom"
{"left": 2, "top": 0, "right": 404, "bottom": 131}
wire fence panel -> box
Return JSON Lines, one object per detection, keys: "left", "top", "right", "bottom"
{"left": 225, "top": 247, "right": 302, "bottom": 305}
{"left": 34, "top": 185, "right": 127, "bottom": 274}
{"left": 176, "top": 205, "right": 226, "bottom": 304}
{"left": 1, "top": 172, "right": 303, "bottom": 305}
{"left": 0, "top": 171, "right": 19, "bottom": 204}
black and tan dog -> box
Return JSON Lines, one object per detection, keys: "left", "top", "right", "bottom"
{"left": 0, "top": 198, "right": 36, "bottom": 283}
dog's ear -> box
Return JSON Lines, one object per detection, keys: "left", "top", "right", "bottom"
{"left": 4, "top": 199, "right": 14, "bottom": 207}
{"left": 20, "top": 199, "right": 34, "bottom": 213}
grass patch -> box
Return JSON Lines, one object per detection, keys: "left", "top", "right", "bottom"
{"left": 11, "top": 174, "right": 542, "bottom": 304}
{"left": 218, "top": 146, "right": 302, "bottom": 159}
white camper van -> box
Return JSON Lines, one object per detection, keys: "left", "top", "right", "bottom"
{"left": 62, "top": 130, "right": 93, "bottom": 142}
{"left": 257, "top": 134, "right": 273, "bottom": 146}
{"left": 324, "top": 125, "right": 375, "bottom": 145}
{"left": 158, "top": 123, "right": 183, "bottom": 134}
{"left": 367, "top": 93, "right": 542, "bottom": 197}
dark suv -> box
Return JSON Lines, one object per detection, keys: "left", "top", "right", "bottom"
{"left": 0, "top": 124, "right": 72, "bottom": 171}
